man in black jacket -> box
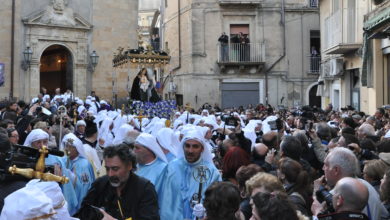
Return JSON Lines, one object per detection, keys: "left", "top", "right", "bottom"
{"left": 218, "top": 32, "right": 229, "bottom": 61}
{"left": 76, "top": 145, "right": 160, "bottom": 220}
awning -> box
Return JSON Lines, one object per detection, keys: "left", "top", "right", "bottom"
{"left": 364, "top": 7, "right": 390, "bottom": 35}
{"left": 360, "top": 7, "right": 390, "bottom": 87}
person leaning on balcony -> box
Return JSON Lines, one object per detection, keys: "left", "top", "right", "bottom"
{"left": 231, "top": 34, "right": 240, "bottom": 61}
{"left": 218, "top": 32, "right": 229, "bottom": 61}
{"left": 311, "top": 46, "right": 318, "bottom": 56}
{"left": 243, "top": 34, "right": 250, "bottom": 61}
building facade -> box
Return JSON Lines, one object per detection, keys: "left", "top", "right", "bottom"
{"left": 138, "top": 0, "right": 161, "bottom": 49}
{"left": 161, "top": 0, "right": 320, "bottom": 109}
{"left": 318, "top": 0, "right": 390, "bottom": 114}
{"left": 318, "top": 0, "right": 372, "bottom": 112}
{"left": 361, "top": 0, "right": 390, "bottom": 114}
{"left": 0, "top": 0, "right": 138, "bottom": 102}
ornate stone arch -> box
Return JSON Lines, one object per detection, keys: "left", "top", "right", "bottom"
{"left": 21, "top": 3, "right": 92, "bottom": 100}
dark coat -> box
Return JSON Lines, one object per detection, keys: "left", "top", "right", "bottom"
{"left": 130, "top": 76, "right": 141, "bottom": 100}
{"left": 76, "top": 172, "right": 160, "bottom": 220}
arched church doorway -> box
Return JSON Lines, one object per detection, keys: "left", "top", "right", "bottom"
{"left": 40, "top": 45, "right": 73, "bottom": 95}
{"left": 309, "top": 84, "right": 322, "bottom": 108}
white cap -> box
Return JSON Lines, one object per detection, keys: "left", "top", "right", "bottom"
{"left": 135, "top": 133, "right": 168, "bottom": 163}
{"left": 156, "top": 128, "right": 178, "bottom": 157}
{"left": 26, "top": 179, "right": 78, "bottom": 220}
{"left": 61, "top": 133, "right": 87, "bottom": 159}
{"left": 23, "top": 129, "right": 49, "bottom": 147}
{"left": 76, "top": 120, "right": 86, "bottom": 127}
{"left": 0, "top": 181, "right": 55, "bottom": 220}
{"left": 177, "top": 129, "right": 213, "bottom": 163}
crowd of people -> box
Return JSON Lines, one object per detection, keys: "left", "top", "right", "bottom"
{"left": 0, "top": 89, "right": 390, "bottom": 220}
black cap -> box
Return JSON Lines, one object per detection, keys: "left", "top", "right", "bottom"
{"left": 85, "top": 119, "right": 98, "bottom": 137}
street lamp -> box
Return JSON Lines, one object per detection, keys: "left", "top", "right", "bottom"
{"left": 22, "top": 46, "right": 33, "bottom": 71}
{"left": 90, "top": 50, "right": 99, "bottom": 72}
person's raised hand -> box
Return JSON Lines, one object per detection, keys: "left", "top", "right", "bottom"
{"left": 313, "top": 175, "right": 326, "bottom": 193}
{"left": 265, "top": 148, "right": 276, "bottom": 164}
{"left": 311, "top": 195, "right": 326, "bottom": 216}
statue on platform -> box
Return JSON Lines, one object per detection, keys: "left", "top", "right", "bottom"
{"left": 130, "top": 68, "right": 161, "bottom": 102}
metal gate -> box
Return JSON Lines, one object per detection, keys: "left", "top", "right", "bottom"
{"left": 221, "top": 82, "right": 259, "bottom": 109}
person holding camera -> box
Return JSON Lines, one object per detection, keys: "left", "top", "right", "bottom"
{"left": 313, "top": 147, "right": 388, "bottom": 220}
{"left": 312, "top": 177, "right": 369, "bottom": 220}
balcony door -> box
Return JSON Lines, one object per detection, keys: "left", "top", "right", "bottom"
{"left": 229, "top": 24, "right": 250, "bottom": 62}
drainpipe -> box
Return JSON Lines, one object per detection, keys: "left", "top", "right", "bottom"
{"left": 10, "top": 0, "right": 15, "bottom": 99}
{"left": 165, "top": 0, "right": 181, "bottom": 102}
{"left": 300, "top": 11, "right": 304, "bottom": 105}
{"left": 264, "top": 0, "right": 286, "bottom": 105}
{"left": 171, "top": 0, "right": 181, "bottom": 72}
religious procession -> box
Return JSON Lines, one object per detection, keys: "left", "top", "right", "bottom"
{"left": 1, "top": 0, "right": 390, "bottom": 219}
{"left": 0, "top": 85, "right": 390, "bottom": 220}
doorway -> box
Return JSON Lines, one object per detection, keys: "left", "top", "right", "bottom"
{"left": 309, "top": 85, "right": 322, "bottom": 108}
{"left": 40, "top": 45, "right": 73, "bottom": 95}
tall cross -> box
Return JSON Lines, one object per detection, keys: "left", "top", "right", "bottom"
{"left": 134, "top": 110, "right": 148, "bottom": 132}
{"left": 73, "top": 109, "right": 77, "bottom": 125}
{"left": 184, "top": 103, "right": 192, "bottom": 124}
{"left": 121, "top": 104, "right": 125, "bottom": 117}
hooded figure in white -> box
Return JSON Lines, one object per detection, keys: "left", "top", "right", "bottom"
{"left": 134, "top": 133, "right": 168, "bottom": 196}
{"left": 61, "top": 133, "right": 95, "bottom": 213}
{"left": 159, "top": 129, "right": 221, "bottom": 220}
{"left": 156, "top": 128, "right": 178, "bottom": 162}
{"left": 28, "top": 179, "right": 78, "bottom": 220}
{"left": 98, "top": 117, "right": 115, "bottom": 148}
{"left": 242, "top": 120, "right": 262, "bottom": 150}
{"left": 113, "top": 124, "right": 134, "bottom": 145}
{"left": 23, "top": 129, "right": 81, "bottom": 215}
{"left": 0, "top": 179, "right": 78, "bottom": 220}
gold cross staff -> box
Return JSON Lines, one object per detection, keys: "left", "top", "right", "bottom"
{"left": 73, "top": 109, "right": 78, "bottom": 125}
{"left": 8, "top": 146, "right": 69, "bottom": 184}
{"left": 133, "top": 110, "right": 148, "bottom": 132}
{"left": 121, "top": 104, "right": 125, "bottom": 117}
{"left": 184, "top": 103, "right": 192, "bottom": 124}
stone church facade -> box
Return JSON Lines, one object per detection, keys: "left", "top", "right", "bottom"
{"left": 0, "top": 0, "right": 138, "bottom": 101}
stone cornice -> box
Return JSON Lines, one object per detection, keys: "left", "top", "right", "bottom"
{"left": 22, "top": 9, "right": 93, "bottom": 31}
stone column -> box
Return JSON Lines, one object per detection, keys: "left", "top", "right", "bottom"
{"left": 29, "top": 59, "right": 40, "bottom": 100}
{"left": 74, "top": 63, "right": 88, "bottom": 98}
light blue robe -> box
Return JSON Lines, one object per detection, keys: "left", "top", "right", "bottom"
{"left": 45, "top": 155, "right": 79, "bottom": 215}
{"left": 136, "top": 158, "right": 167, "bottom": 194}
{"left": 159, "top": 158, "right": 221, "bottom": 220}
{"left": 165, "top": 152, "right": 176, "bottom": 162}
{"left": 62, "top": 156, "right": 95, "bottom": 213}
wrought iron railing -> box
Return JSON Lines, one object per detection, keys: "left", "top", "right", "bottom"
{"left": 217, "top": 43, "right": 264, "bottom": 63}
{"left": 309, "top": 55, "right": 321, "bottom": 73}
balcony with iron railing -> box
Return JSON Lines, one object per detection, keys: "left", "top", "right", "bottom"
{"left": 218, "top": 0, "right": 262, "bottom": 5}
{"left": 217, "top": 42, "right": 265, "bottom": 73}
{"left": 217, "top": 43, "right": 264, "bottom": 63}
{"left": 308, "top": 55, "right": 321, "bottom": 74}
{"left": 323, "top": 8, "right": 361, "bottom": 55}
